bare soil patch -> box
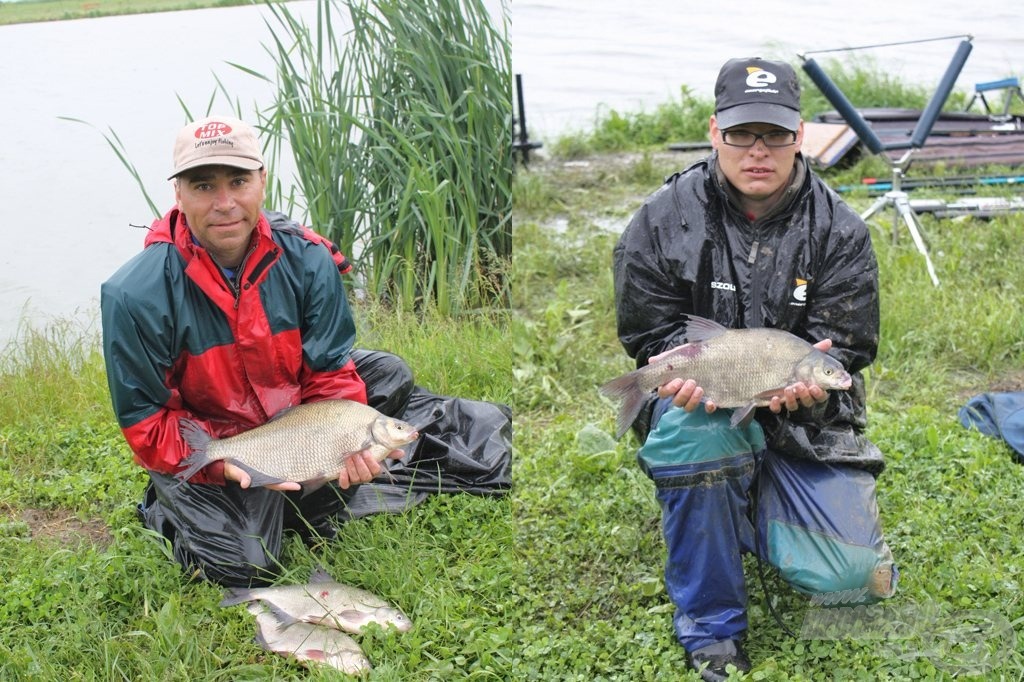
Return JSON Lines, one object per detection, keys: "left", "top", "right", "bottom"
{"left": 4, "top": 506, "right": 113, "bottom": 549}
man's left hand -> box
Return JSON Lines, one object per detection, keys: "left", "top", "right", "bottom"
{"left": 769, "top": 339, "right": 834, "bottom": 414}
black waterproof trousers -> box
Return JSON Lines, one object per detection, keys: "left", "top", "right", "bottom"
{"left": 136, "top": 350, "right": 415, "bottom": 587}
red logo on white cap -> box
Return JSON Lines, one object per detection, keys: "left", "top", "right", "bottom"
{"left": 194, "top": 122, "right": 232, "bottom": 140}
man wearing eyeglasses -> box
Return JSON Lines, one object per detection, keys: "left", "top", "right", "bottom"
{"left": 612, "top": 58, "right": 897, "bottom": 681}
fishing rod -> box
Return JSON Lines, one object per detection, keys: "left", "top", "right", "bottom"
{"left": 836, "top": 173, "right": 1024, "bottom": 194}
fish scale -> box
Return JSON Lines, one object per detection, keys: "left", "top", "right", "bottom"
{"left": 601, "top": 315, "right": 853, "bottom": 437}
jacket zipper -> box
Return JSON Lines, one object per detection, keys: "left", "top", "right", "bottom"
{"left": 748, "top": 224, "right": 766, "bottom": 327}
{"left": 227, "top": 244, "right": 257, "bottom": 310}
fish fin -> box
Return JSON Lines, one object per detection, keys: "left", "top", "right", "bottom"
{"left": 267, "top": 404, "right": 298, "bottom": 421}
{"left": 327, "top": 609, "right": 371, "bottom": 632}
{"left": 229, "top": 460, "right": 289, "bottom": 489}
{"left": 264, "top": 601, "right": 301, "bottom": 627}
{"left": 175, "top": 419, "right": 214, "bottom": 482}
{"left": 729, "top": 403, "right": 758, "bottom": 429}
{"left": 599, "top": 370, "right": 648, "bottom": 440}
{"left": 253, "top": 626, "right": 274, "bottom": 651}
{"left": 752, "top": 387, "right": 788, "bottom": 401}
{"left": 680, "top": 314, "right": 729, "bottom": 343}
{"left": 309, "top": 566, "right": 336, "bottom": 583}
{"left": 219, "top": 587, "right": 255, "bottom": 608}
{"left": 303, "top": 649, "right": 328, "bottom": 662}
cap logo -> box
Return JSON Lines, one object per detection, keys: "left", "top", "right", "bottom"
{"left": 744, "top": 67, "right": 779, "bottom": 92}
{"left": 194, "top": 122, "right": 232, "bottom": 140}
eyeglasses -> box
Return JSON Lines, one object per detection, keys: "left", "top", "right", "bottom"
{"left": 721, "top": 129, "right": 797, "bottom": 148}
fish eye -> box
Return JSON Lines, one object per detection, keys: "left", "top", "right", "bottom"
{"left": 824, "top": 367, "right": 833, "bottom": 376}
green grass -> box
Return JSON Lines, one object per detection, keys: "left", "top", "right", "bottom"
{"left": 512, "top": 140, "right": 1024, "bottom": 679}
{"left": 0, "top": 302, "right": 513, "bottom": 680}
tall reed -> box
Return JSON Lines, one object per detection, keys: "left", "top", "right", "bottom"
{"left": 256, "top": 0, "right": 511, "bottom": 314}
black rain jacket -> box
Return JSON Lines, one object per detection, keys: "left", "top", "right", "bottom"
{"left": 613, "top": 152, "right": 884, "bottom": 474}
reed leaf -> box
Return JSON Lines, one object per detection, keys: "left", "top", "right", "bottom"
{"left": 252, "top": 0, "right": 511, "bottom": 314}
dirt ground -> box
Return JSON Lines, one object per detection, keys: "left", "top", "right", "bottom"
{"left": 5, "top": 506, "right": 113, "bottom": 548}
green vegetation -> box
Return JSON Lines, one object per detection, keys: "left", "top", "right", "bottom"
{"left": 253, "top": 0, "right": 511, "bottom": 314}
{"left": 5, "top": 15, "right": 1024, "bottom": 680}
{"left": 0, "top": 0, "right": 258, "bottom": 25}
{"left": 547, "top": 56, "right": 1016, "bottom": 158}
{"left": 0, "top": 303, "right": 513, "bottom": 680}
{"left": 512, "top": 65, "right": 1024, "bottom": 678}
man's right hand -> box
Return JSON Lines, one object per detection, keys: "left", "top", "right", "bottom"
{"left": 656, "top": 377, "right": 717, "bottom": 413}
{"left": 648, "top": 346, "right": 716, "bottom": 414}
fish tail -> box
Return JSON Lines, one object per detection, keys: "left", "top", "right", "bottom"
{"left": 219, "top": 587, "right": 254, "bottom": 608}
{"left": 599, "top": 371, "right": 648, "bottom": 440}
{"left": 175, "top": 418, "right": 214, "bottom": 482}
{"left": 728, "top": 402, "right": 757, "bottom": 429}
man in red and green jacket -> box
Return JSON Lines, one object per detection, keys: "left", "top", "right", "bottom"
{"left": 101, "top": 115, "right": 412, "bottom": 586}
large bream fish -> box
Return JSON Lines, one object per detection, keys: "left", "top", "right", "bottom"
{"left": 601, "top": 315, "right": 852, "bottom": 437}
{"left": 175, "top": 399, "right": 419, "bottom": 491}
{"left": 222, "top": 566, "right": 414, "bottom": 635}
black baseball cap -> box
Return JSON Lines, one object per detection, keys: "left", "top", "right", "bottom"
{"left": 714, "top": 57, "right": 801, "bottom": 132}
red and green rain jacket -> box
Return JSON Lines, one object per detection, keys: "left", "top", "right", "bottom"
{"left": 101, "top": 208, "right": 365, "bottom": 485}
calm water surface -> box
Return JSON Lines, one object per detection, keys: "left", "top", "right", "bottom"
{"left": 514, "top": 0, "right": 1023, "bottom": 138}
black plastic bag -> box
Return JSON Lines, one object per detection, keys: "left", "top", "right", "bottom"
{"left": 339, "top": 388, "right": 513, "bottom": 519}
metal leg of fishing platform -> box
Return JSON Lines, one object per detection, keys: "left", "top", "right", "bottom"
{"left": 802, "top": 36, "right": 974, "bottom": 289}
{"left": 859, "top": 151, "right": 941, "bottom": 286}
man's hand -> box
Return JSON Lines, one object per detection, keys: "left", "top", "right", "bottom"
{"left": 337, "top": 448, "right": 405, "bottom": 489}
{"left": 649, "top": 346, "right": 716, "bottom": 414}
{"left": 223, "top": 461, "right": 301, "bottom": 491}
{"left": 768, "top": 338, "right": 833, "bottom": 414}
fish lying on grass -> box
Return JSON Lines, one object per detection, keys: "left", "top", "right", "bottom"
{"left": 600, "top": 314, "right": 852, "bottom": 437}
{"left": 221, "top": 566, "right": 414, "bottom": 635}
{"left": 247, "top": 603, "right": 372, "bottom": 674}
{"left": 175, "top": 399, "right": 419, "bottom": 491}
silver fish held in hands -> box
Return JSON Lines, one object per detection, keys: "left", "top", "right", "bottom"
{"left": 600, "top": 315, "right": 853, "bottom": 438}
{"left": 247, "top": 603, "right": 372, "bottom": 674}
{"left": 221, "top": 567, "right": 414, "bottom": 635}
{"left": 175, "top": 399, "right": 419, "bottom": 492}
